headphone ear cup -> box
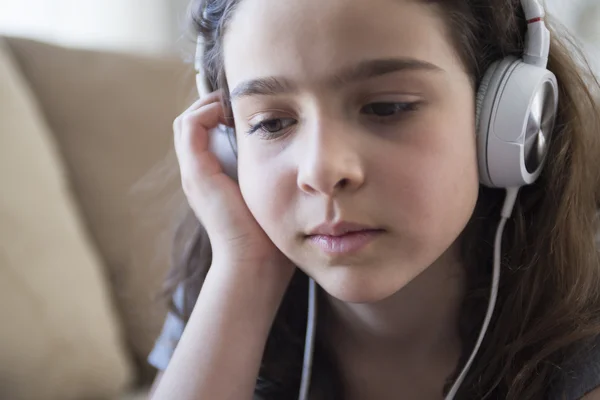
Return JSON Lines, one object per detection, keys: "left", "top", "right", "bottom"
{"left": 209, "top": 125, "right": 238, "bottom": 181}
{"left": 476, "top": 57, "right": 520, "bottom": 187}
{"left": 196, "top": 36, "right": 239, "bottom": 181}
{"left": 204, "top": 92, "right": 238, "bottom": 182}
{"left": 195, "top": 73, "right": 212, "bottom": 98}
{"left": 475, "top": 61, "right": 500, "bottom": 131}
{"left": 477, "top": 57, "right": 559, "bottom": 188}
{"left": 195, "top": 36, "right": 212, "bottom": 97}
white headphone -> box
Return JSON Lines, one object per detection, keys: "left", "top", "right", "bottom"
{"left": 194, "top": 40, "right": 239, "bottom": 181}
{"left": 194, "top": 0, "right": 559, "bottom": 398}
{"left": 476, "top": 1, "right": 558, "bottom": 189}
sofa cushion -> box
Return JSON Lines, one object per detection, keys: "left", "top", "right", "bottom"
{"left": 4, "top": 36, "right": 194, "bottom": 380}
{"left": 0, "top": 38, "right": 134, "bottom": 400}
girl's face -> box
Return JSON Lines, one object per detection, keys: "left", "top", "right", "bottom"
{"left": 224, "top": 0, "right": 479, "bottom": 303}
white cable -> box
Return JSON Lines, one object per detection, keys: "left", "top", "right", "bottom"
{"left": 298, "top": 277, "right": 317, "bottom": 400}
{"left": 443, "top": 217, "right": 504, "bottom": 399}
{"left": 444, "top": 187, "right": 519, "bottom": 399}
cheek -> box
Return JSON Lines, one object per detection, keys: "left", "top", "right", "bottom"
{"left": 237, "top": 141, "right": 297, "bottom": 239}
{"left": 378, "top": 113, "right": 479, "bottom": 236}
{"left": 420, "top": 100, "right": 479, "bottom": 213}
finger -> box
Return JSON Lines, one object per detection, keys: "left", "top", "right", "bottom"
{"left": 181, "top": 101, "right": 226, "bottom": 157}
{"left": 174, "top": 92, "right": 223, "bottom": 140}
{"left": 186, "top": 89, "right": 223, "bottom": 113}
{"left": 174, "top": 90, "right": 225, "bottom": 154}
{"left": 175, "top": 102, "right": 227, "bottom": 187}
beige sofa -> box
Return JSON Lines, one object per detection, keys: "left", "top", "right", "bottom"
{"left": 0, "top": 36, "right": 195, "bottom": 400}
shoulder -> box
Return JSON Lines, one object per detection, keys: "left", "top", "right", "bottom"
{"left": 582, "top": 388, "right": 600, "bottom": 400}
{"left": 553, "top": 334, "right": 600, "bottom": 400}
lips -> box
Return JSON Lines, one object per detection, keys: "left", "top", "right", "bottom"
{"left": 306, "top": 222, "right": 384, "bottom": 255}
{"left": 308, "top": 221, "right": 379, "bottom": 237}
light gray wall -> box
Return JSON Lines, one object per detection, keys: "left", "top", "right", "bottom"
{"left": 166, "top": 0, "right": 197, "bottom": 57}
{"left": 545, "top": 0, "right": 600, "bottom": 68}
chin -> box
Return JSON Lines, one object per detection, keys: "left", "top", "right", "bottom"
{"left": 313, "top": 267, "right": 414, "bottom": 304}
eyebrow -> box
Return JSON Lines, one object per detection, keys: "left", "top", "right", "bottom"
{"left": 229, "top": 57, "right": 444, "bottom": 100}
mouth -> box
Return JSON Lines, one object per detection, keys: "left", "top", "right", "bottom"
{"left": 305, "top": 222, "right": 385, "bottom": 255}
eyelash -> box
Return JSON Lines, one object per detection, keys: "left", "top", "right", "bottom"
{"left": 361, "top": 101, "right": 421, "bottom": 118}
{"left": 247, "top": 101, "right": 420, "bottom": 138}
{"left": 247, "top": 118, "right": 297, "bottom": 137}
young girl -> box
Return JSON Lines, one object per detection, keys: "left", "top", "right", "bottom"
{"left": 148, "top": 0, "right": 600, "bottom": 398}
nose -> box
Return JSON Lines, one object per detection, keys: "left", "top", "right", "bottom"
{"left": 296, "top": 119, "right": 365, "bottom": 196}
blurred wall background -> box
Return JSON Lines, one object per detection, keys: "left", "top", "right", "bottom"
{"left": 0, "top": 0, "right": 599, "bottom": 65}
{"left": 0, "top": 0, "right": 192, "bottom": 55}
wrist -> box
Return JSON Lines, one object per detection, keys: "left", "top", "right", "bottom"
{"left": 209, "top": 253, "right": 295, "bottom": 298}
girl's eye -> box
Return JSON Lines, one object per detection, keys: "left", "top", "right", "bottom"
{"left": 247, "top": 118, "right": 297, "bottom": 138}
{"left": 361, "top": 102, "right": 420, "bottom": 117}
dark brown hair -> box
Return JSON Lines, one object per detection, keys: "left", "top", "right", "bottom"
{"left": 162, "top": 0, "right": 600, "bottom": 398}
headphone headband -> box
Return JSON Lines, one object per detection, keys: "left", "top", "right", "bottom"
{"left": 521, "top": 0, "right": 551, "bottom": 68}
{"left": 195, "top": 35, "right": 212, "bottom": 97}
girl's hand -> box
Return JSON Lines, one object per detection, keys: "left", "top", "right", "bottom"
{"left": 173, "top": 91, "right": 295, "bottom": 275}
{"left": 152, "top": 92, "right": 296, "bottom": 400}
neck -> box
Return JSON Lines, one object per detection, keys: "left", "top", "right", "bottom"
{"left": 319, "top": 244, "right": 466, "bottom": 398}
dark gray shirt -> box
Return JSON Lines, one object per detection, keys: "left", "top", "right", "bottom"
{"left": 148, "top": 286, "right": 600, "bottom": 399}
{"left": 550, "top": 338, "right": 600, "bottom": 400}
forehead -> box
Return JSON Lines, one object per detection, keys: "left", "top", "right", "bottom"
{"left": 223, "top": 0, "right": 464, "bottom": 88}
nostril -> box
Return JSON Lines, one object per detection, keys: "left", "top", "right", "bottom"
{"left": 336, "top": 178, "right": 350, "bottom": 189}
